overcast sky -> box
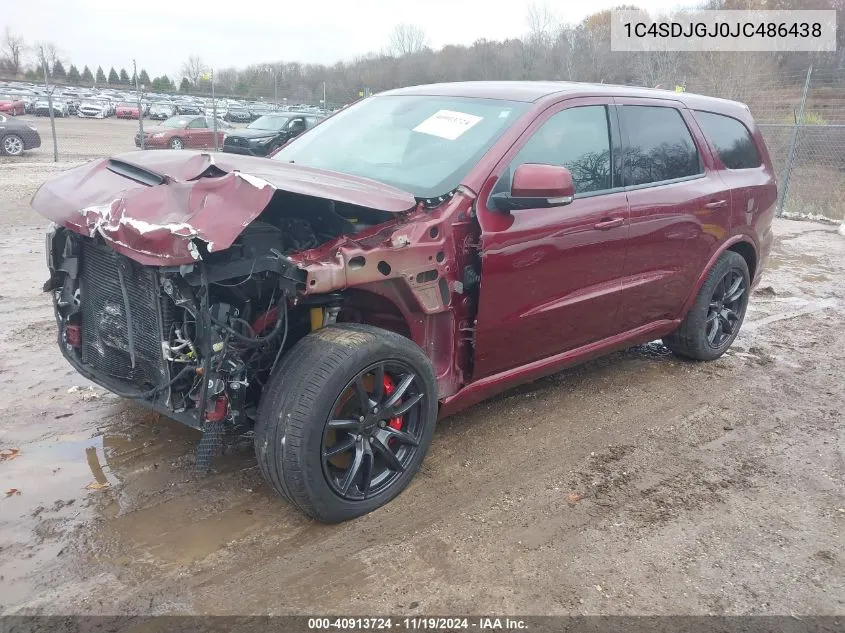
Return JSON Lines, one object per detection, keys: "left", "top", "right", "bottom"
{"left": 3, "top": 0, "right": 687, "bottom": 78}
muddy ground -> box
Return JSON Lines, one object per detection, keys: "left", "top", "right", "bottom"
{"left": 0, "top": 123, "right": 843, "bottom": 616}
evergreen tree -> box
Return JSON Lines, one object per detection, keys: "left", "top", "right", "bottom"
{"left": 119, "top": 68, "right": 129, "bottom": 84}
{"left": 139, "top": 69, "right": 151, "bottom": 86}
{"left": 67, "top": 64, "right": 81, "bottom": 83}
{"left": 81, "top": 66, "right": 94, "bottom": 83}
{"left": 95, "top": 66, "right": 106, "bottom": 84}
{"left": 107, "top": 67, "right": 119, "bottom": 84}
{"left": 179, "top": 77, "right": 191, "bottom": 92}
{"left": 52, "top": 60, "right": 66, "bottom": 79}
{"left": 24, "top": 69, "right": 36, "bottom": 80}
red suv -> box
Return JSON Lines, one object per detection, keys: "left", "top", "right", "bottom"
{"left": 34, "top": 82, "right": 775, "bottom": 522}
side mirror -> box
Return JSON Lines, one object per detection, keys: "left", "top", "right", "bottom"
{"left": 491, "top": 164, "right": 575, "bottom": 211}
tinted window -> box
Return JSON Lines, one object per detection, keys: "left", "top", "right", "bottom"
{"left": 621, "top": 106, "right": 701, "bottom": 186}
{"left": 504, "top": 105, "right": 613, "bottom": 194}
{"left": 695, "top": 111, "right": 760, "bottom": 169}
{"left": 188, "top": 117, "right": 207, "bottom": 129}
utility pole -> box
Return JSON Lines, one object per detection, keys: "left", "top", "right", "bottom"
{"left": 42, "top": 55, "right": 58, "bottom": 162}
{"left": 134, "top": 59, "right": 145, "bottom": 150}
{"left": 274, "top": 68, "right": 278, "bottom": 104}
{"left": 323, "top": 80, "right": 326, "bottom": 110}
{"left": 211, "top": 68, "right": 218, "bottom": 151}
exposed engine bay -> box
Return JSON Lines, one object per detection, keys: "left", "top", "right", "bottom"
{"left": 44, "top": 191, "right": 401, "bottom": 435}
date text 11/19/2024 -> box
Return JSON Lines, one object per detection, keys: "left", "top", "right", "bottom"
{"left": 307, "top": 617, "right": 528, "bottom": 630}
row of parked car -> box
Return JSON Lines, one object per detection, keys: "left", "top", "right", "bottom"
{"left": 0, "top": 80, "right": 335, "bottom": 123}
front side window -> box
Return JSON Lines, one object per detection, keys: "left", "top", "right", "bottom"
{"left": 694, "top": 111, "right": 761, "bottom": 170}
{"left": 499, "top": 105, "right": 613, "bottom": 195}
{"left": 188, "top": 117, "right": 207, "bottom": 129}
{"left": 621, "top": 106, "right": 702, "bottom": 186}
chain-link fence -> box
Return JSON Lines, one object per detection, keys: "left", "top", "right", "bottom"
{"left": 2, "top": 65, "right": 843, "bottom": 221}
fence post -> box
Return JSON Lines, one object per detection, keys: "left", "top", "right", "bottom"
{"left": 42, "top": 60, "right": 58, "bottom": 162}
{"left": 211, "top": 68, "right": 218, "bottom": 151}
{"left": 134, "top": 59, "right": 145, "bottom": 150}
{"left": 777, "top": 65, "right": 812, "bottom": 216}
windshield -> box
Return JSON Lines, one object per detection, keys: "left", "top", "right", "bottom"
{"left": 163, "top": 116, "right": 190, "bottom": 128}
{"left": 272, "top": 95, "right": 529, "bottom": 198}
{"left": 248, "top": 115, "right": 290, "bottom": 131}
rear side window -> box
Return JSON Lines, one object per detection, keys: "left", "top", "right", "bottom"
{"left": 695, "top": 111, "right": 761, "bottom": 169}
{"left": 620, "top": 106, "right": 702, "bottom": 186}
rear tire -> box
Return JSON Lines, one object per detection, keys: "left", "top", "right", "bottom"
{"left": 663, "top": 251, "right": 750, "bottom": 361}
{"left": 169, "top": 137, "right": 184, "bottom": 150}
{"left": 255, "top": 324, "right": 438, "bottom": 523}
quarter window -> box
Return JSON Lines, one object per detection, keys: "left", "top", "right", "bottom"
{"left": 620, "top": 106, "right": 702, "bottom": 186}
{"left": 501, "top": 105, "right": 613, "bottom": 195}
{"left": 695, "top": 111, "right": 761, "bottom": 169}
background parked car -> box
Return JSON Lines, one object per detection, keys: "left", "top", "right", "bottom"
{"left": 148, "top": 103, "right": 176, "bottom": 120}
{"left": 33, "top": 99, "right": 69, "bottom": 117}
{"left": 77, "top": 100, "right": 110, "bottom": 118}
{"left": 0, "top": 113, "right": 41, "bottom": 156}
{"left": 176, "top": 102, "right": 202, "bottom": 115}
{"left": 0, "top": 94, "right": 26, "bottom": 116}
{"left": 224, "top": 106, "right": 251, "bottom": 123}
{"left": 135, "top": 115, "right": 228, "bottom": 150}
{"left": 222, "top": 112, "right": 321, "bottom": 156}
{"left": 115, "top": 102, "right": 141, "bottom": 119}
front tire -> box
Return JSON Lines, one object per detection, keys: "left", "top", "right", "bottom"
{"left": 663, "top": 251, "right": 750, "bottom": 361}
{"left": 255, "top": 324, "right": 438, "bottom": 523}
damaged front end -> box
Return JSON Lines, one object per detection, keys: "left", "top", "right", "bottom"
{"left": 36, "top": 151, "right": 478, "bottom": 461}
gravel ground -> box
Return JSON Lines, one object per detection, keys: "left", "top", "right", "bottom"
{"left": 0, "top": 118, "right": 843, "bottom": 617}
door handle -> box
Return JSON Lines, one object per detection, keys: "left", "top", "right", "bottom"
{"left": 594, "top": 217, "right": 625, "bottom": 230}
{"left": 705, "top": 199, "right": 729, "bottom": 209}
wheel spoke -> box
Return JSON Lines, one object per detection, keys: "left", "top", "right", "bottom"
{"left": 327, "top": 418, "right": 359, "bottom": 430}
{"left": 323, "top": 436, "right": 356, "bottom": 459}
{"left": 353, "top": 377, "right": 372, "bottom": 412}
{"left": 340, "top": 441, "right": 365, "bottom": 494}
{"left": 384, "top": 373, "right": 415, "bottom": 410}
{"left": 371, "top": 435, "right": 404, "bottom": 472}
{"left": 725, "top": 281, "right": 746, "bottom": 303}
{"left": 372, "top": 363, "right": 385, "bottom": 405}
{"left": 706, "top": 311, "right": 719, "bottom": 325}
{"left": 390, "top": 392, "right": 424, "bottom": 417}
{"left": 707, "top": 318, "right": 721, "bottom": 344}
{"left": 376, "top": 426, "right": 419, "bottom": 447}
{"left": 359, "top": 443, "right": 374, "bottom": 497}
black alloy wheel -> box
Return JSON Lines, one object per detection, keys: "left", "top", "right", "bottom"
{"left": 322, "top": 361, "right": 425, "bottom": 501}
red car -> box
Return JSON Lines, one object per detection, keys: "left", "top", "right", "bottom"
{"left": 135, "top": 115, "right": 229, "bottom": 150}
{"left": 34, "top": 82, "right": 775, "bottom": 522}
{"left": 115, "top": 102, "right": 141, "bottom": 119}
{"left": 0, "top": 94, "right": 26, "bottom": 116}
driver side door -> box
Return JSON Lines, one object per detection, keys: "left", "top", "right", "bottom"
{"left": 473, "top": 99, "right": 630, "bottom": 379}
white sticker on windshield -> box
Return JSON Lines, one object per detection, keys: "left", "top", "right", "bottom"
{"left": 413, "top": 110, "right": 483, "bottom": 140}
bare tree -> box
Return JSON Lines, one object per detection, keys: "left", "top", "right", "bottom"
{"left": 2, "top": 27, "right": 25, "bottom": 76}
{"left": 526, "top": 3, "right": 556, "bottom": 48}
{"left": 35, "top": 42, "right": 60, "bottom": 75}
{"left": 181, "top": 55, "right": 208, "bottom": 86}
{"left": 387, "top": 24, "right": 428, "bottom": 57}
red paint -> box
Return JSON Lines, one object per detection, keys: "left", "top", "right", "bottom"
{"left": 510, "top": 163, "right": 574, "bottom": 199}
{"left": 0, "top": 96, "right": 26, "bottom": 116}
{"left": 65, "top": 324, "right": 81, "bottom": 348}
{"left": 251, "top": 307, "right": 279, "bottom": 334}
{"left": 382, "top": 375, "right": 403, "bottom": 430}
{"left": 205, "top": 396, "right": 228, "bottom": 422}
{"left": 115, "top": 104, "right": 141, "bottom": 120}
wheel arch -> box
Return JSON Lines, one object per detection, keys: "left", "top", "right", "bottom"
{"left": 678, "top": 236, "right": 758, "bottom": 319}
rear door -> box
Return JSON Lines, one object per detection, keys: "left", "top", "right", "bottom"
{"left": 614, "top": 99, "right": 732, "bottom": 331}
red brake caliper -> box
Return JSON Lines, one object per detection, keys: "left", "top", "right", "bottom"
{"left": 382, "top": 375, "right": 403, "bottom": 431}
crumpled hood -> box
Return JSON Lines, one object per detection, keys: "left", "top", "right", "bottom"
{"left": 31, "top": 150, "right": 417, "bottom": 266}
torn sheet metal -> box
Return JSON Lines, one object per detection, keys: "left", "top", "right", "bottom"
{"left": 31, "top": 150, "right": 417, "bottom": 266}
